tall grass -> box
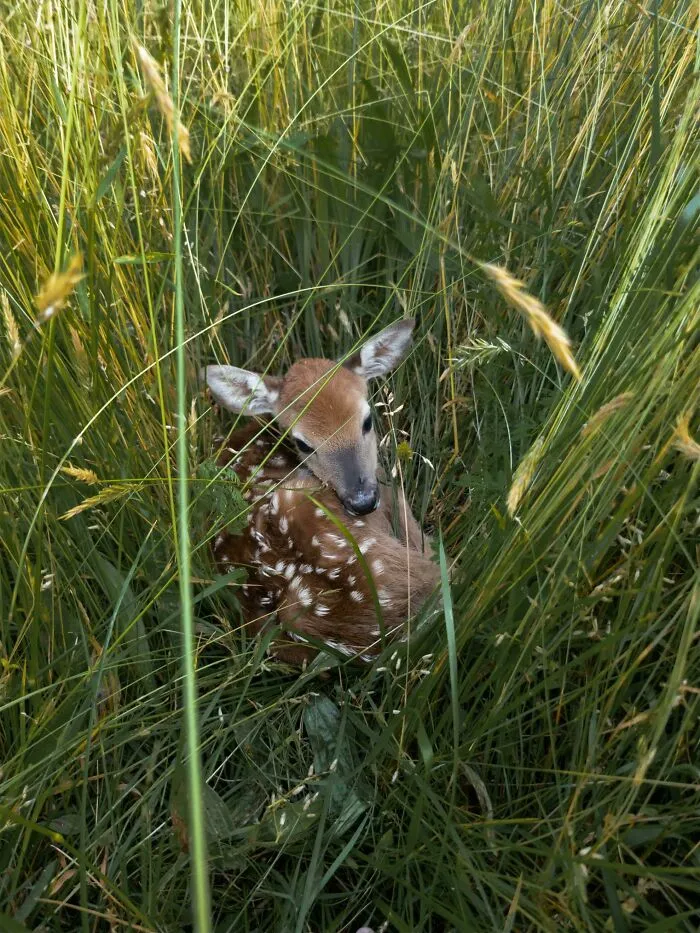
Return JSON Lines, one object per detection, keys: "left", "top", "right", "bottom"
{"left": 0, "top": 1, "right": 698, "bottom": 930}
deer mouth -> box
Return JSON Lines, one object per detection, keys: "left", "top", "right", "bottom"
{"left": 340, "top": 487, "right": 381, "bottom": 516}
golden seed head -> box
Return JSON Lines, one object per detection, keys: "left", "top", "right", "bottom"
{"left": 581, "top": 392, "right": 634, "bottom": 437}
{"left": 507, "top": 436, "right": 544, "bottom": 516}
{"left": 674, "top": 414, "right": 700, "bottom": 461}
{"left": 35, "top": 254, "right": 84, "bottom": 324}
{"left": 2, "top": 291, "right": 21, "bottom": 359}
{"left": 61, "top": 465, "right": 99, "bottom": 485}
{"left": 135, "top": 43, "right": 192, "bottom": 164}
{"left": 60, "top": 484, "right": 133, "bottom": 521}
{"left": 480, "top": 261, "right": 582, "bottom": 382}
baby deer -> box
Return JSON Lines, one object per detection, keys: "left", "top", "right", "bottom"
{"left": 202, "top": 318, "right": 438, "bottom": 665}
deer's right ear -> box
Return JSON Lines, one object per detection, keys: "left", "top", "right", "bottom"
{"left": 201, "top": 365, "right": 281, "bottom": 415}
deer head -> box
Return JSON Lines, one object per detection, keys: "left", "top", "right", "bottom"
{"left": 202, "top": 318, "right": 415, "bottom": 516}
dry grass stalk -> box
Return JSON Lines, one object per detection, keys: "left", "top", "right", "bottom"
{"left": 135, "top": 44, "right": 192, "bottom": 164}
{"left": 61, "top": 464, "right": 99, "bottom": 485}
{"left": 480, "top": 262, "right": 582, "bottom": 381}
{"left": 2, "top": 291, "right": 21, "bottom": 359}
{"left": 581, "top": 392, "right": 634, "bottom": 437}
{"left": 35, "top": 254, "right": 84, "bottom": 324}
{"left": 60, "top": 484, "right": 134, "bottom": 520}
{"left": 674, "top": 414, "right": 700, "bottom": 461}
{"left": 507, "top": 436, "right": 544, "bottom": 516}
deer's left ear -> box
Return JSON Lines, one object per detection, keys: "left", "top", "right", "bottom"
{"left": 342, "top": 318, "right": 415, "bottom": 379}
{"left": 201, "top": 365, "right": 282, "bottom": 415}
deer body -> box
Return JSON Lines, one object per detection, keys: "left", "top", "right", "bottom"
{"left": 203, "top": 320, "right": 438, "bottom": 665}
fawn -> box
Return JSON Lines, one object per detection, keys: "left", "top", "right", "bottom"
{"left": 202, "top": 318, "right": 438, "bottom": 665}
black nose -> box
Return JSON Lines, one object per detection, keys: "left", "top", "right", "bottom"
{"left": 344, "top": 486, "right": 379, "bottom": 516}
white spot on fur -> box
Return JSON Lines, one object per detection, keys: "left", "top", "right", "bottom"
{"left": 378, "top": 588, "right": 392, "bottom": 607}
{"left": 270, "top": 493, "right": 279, "bottom": 515}
{"left": 314, "top": 603, "right": 330, "bottom": 616}
{"left": 290, "top": 577, "right": 312, "bottom": 607}
{"left": 359, "top": 537, "right": 376, "bottom": 554}
{"left": 300, "top": 589, "right": 313, "bottom": 608}
{"left": 256, "top": 439, "right": 265, "bottom": 447}
{"left": 300, "top": 563, "right": 313, "bottom": 574}
{"left": 311, "top": 535, "right": 320, "bottom": 548}
{"left": 213, "top": 533, "right": 225, "bottom": 550}
{"left": 270, "top": 456, "right": 286, "bottom": 468}
{"left": 274, "top": 560, "right": 286, "bottom": 574}
{"left": 327, "top": 567, "right": 341, "bottom": 580}
{"left": 279, "top": 515, "right": 289, "bottom": 534}
{"left": 314, "top": 508, "right": 325, "bottom": 518}
{"left": 372, "top": 558, "right": 384, "bottom": 575}
{"left": 347, "top": 575, "right": 356, "bottom": 585}
{"left": 350, "top": 590, "right": 364, "bottom": 603}
{"left": 354, "top": 520, "right": 365, "bottom": 527}
{"left": 284, "top": 563, "right": 297, "bottom": 580}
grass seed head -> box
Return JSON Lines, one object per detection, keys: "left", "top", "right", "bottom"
{"left": 581, "top": 392, "right": 634, "bottom": 437}
{"left": 135, "top": 44, "right": 192, "bottom": 164}
{"left": 60, "top": 484, "right": 133, "bottom": 521}
{"left": 61, "top": 465, "right": 99, "bottom": 485}
{"left": 674, "top": 414, "right": 700, "bottom": 461}
{"left": 35, "top": 254, "right": 84, "bottom": 325}
{"left": 2, "top": 291, "right": 21, "bottom": 359}
{"left": 480, "top": 261, "right": 582, "bottom": 381}
{"left": 139, "top": 130, "right": 160, "bottom": 181}
{"left": 507, "top": 436, "right": 545, "bottom": 516}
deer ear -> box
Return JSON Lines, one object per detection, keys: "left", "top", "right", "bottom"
{"left": 201, "top": 365, "right": 281, "bottom": 415}
{"left": 343, "top": 318, "right": 415, "bottom": 379}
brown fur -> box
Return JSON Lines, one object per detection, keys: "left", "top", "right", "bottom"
{"left": 277, "top": 359, "right": 367, "bottom": 446}
{"left": 272, "top": 360, "right": 379, "bottom": 505}
{"left": 211, "top": 421, "right": 438, "bottom": 665}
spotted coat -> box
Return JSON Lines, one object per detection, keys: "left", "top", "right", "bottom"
{"left": 211, "top": 421, "right": 438, "bottom": 664}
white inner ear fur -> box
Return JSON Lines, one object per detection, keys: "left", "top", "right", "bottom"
{"left": 202, "top": 365, "right": 278, "bottom": 415}
{"left": 357, "top": 319, "right": 415, "bottom": 379}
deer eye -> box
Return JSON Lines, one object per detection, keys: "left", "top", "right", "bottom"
{"left": 295, "top": 438, "right": 313, "bottom": 455}
{"left": 362, "top": 413, "right": 373, "bottom": 435}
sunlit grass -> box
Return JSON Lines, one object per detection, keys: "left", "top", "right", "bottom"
{"left": 0, "top": 1, "right": 698, "bottom": 930}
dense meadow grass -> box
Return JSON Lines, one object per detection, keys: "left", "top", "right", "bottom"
{"left": 0, "top": 0, "right": 698, "bottom": 930}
